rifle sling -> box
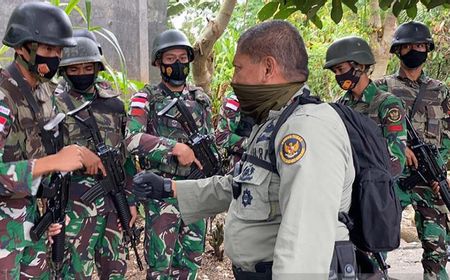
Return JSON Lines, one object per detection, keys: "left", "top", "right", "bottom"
{"left": 409, "top": 82, "right": 427, "bottom": 120}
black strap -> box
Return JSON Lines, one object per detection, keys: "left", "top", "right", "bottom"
{"left": 409, "top": 82, "right": 427, "bottom": 120}
{"left": 6, "top": 63, "right": 43, "bottom": 123}
{"left": 241, "top": 153, "right": 277, "bottom": 173}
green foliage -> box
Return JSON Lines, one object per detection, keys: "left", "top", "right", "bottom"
{"left": 259, "top": 0, "right": 449, "bottom": 27}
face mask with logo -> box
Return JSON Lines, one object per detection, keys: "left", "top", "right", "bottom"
{"left": 400, "top": 49, "right": 427, "bottom": 69}
{"left": 335, "top": 67, "right": 361, "bottom": 91}
{"left": 67, "top": 74, "right": 96, "bottom": 92}
{"left": 160, "top": 60, "right": 190, "bottom": 86}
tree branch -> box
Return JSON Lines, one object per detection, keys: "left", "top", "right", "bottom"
{"left": 192, "top": 0, "right": 237, "bottom": 94}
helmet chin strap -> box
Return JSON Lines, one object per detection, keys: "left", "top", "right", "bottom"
{"left": 15, "top": 42, "right": 47, "bottom": 83}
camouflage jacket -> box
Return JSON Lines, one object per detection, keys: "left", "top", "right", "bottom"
{"left": 215, "top": 92, "right": 247, "bottom": 163}
{"left": 0, "top": 64, "right": 57, "bottom": 228}
{"left": 376, "top": 71, "right": 450, "bottom": 166}
{"left": 339, "top": 81, "right": 407, "bottom": 176}
{"left": 55, "top": 80, "right": 135, "bottom": 217}
{"left": 126, "top": 82, "right": 214, "bottom": 178}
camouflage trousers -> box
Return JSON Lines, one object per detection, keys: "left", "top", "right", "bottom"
{"left": 62, "top": 211, "right": 127, "bottom": 279}
{"left": 144, "top": 198, "right": 206, "bottom": 280}
{"left": 396, "top": 185, "right": 449, "bottom": 280}
{"left": 0, "top": 203, "right": 49, "bottom": 280}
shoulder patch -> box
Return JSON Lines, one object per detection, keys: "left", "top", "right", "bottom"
{"left": 225, "top": 98, "right": 239, "bottom": 111}
{"left": 279, "top": 134, "right": 306, "bottom": 164}
{"left": 387, "top": 107, "right": 401, "bottom": 123}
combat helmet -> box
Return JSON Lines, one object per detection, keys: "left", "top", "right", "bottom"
{"left": 59, "top": 36, "right": 104, "bottom": 70}
{"left": 390, "top": 21, "right": 434, "bottom": 53}
{"left": 151, "top": 29, "right": 194, "bottom": 66}
{"left": 3, "top": 2, "right": 75, "bottom": 48}
{"left": 324, "top": 36, "right": 375, "bottom": 69}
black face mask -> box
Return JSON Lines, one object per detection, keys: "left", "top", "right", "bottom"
{"left": 67, "top": 74, "right": 96, "bottom": 92}
{"left": 160, "top": 60, "right": 189, "bottom": 86}
{"left": 34, "top": 54, "right": 60, "bottom": 81}
{"left": 400, "top": 50, "right": 427, "bottom": 69}
{"left": 335, "top": 67, "right": 361, "bottom": 91}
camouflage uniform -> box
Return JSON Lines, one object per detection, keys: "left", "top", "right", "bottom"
{"left": 126, "top": 83, "right": 213, "bottom": 279}
{"left": 54, "top": 81, "right": 131, "bottom": 279}
{"left": 215, "top": 92, "right": 247, "bottom": 168}
{"left": 377, "top": 70, "right": 450, "bottom": 279}
{"left": 339, "top": 81, "right": 407, "bottom": 176}
{"left": 0, "top": 66, "right": 55, "bottom": 279}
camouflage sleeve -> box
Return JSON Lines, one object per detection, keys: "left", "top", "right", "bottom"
{"left": 215, "top": 97, "right": 246, "bottom": 155}
{"left": 125, "top": 91, "right": 177, "bottom": 165}
{"left": 123, "top": 156, "right": 137, "bottom": 206}
{"left": 379, "top": 96, "right": 407, "bottom": 176}
{"left": 0, "top": 90, "right": 35, "bottom": 196}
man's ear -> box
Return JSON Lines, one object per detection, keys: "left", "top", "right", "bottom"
{"left": 262, "top": 56, "right": 277, "bottom": 82}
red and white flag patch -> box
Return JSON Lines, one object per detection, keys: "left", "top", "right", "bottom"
{"left": 0, "top": 116, "right": 8, "bottom": 132}
{"left": 130, "top": 92, "right": 147, "bottom": 109}
{"left": 225, "top": 98, "right": 239, "bottom": 111}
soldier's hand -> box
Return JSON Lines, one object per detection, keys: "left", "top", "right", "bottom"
{"left": 129, "top": 205, "right": 137, "bottom": 228}
{"left": 406, "top": 147, "right": 418, "bottom": 169}
{"left": 47, "top": 215, "right": 70, "bottom": 244}
{"left": 80, "top": 147, "right": 107, "bottom": 176}
{"left": 132, "top": 171, "right": 173, "bottom": 200}
{"left": 53, "top": 144, "right": 84, "bottom": 172}
{"left": 430, "top": 181, "right": 440, "bottom": 194}
{"left": 172, "top": 143, "right": 203, "bottom": 170}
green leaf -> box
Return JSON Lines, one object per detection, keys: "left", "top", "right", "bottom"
{"left": 72, "top": 6, "right": 87, "bottom": 24}
{"left": 64, "top": 0, "right": 80, "bottom": 15}
{"left": 342, "top": 0, "right": 358, "bottom": 13}
{"left": 406, "top": 5, "right": 418, "bottom": 18}
{"left": 167, "top": 3, "right": 186, "bottom": 17}
{"left": 50, "top": 0, "right": 60, "bottom": 6}
{"left": 273, "top": 7, "right": 298, "bottom": 19}
{"left": 309, "top": 14, "right": 323, "bottom": 29}
{"left": 257, "top": 2, "right": 280, "bottom": 21}
{"left": 85, "top": 0, "right": 92, "bottom": 29}
{"left": 331, "top": 0, "right": 343, "bottom": 23}
{"left": 392, "top": 0, "right": 403, "bottom": 16}
{"left": 379, "top": 0, "right": 395, "bottom": 10}
{"left": 425, "top": 0, "right": 446, "bottom": 9}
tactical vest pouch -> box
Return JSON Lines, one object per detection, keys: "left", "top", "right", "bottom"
{"left": 329, "top": 241, "right": 358, "bottom": 280}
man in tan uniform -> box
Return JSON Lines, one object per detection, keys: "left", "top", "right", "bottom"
{"left": 133, "top": 20, "right": 355, "bottom": 279}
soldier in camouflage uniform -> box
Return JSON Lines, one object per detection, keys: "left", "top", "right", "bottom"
{"left": 215, "top": 91, "right": 251, "bottom": 169}
{"left": 324, "top": 36, "right": 407, "bottom": 277}
{"left": 0, "top": 3, "right": 101, "bottom": 279}
{"left": 375, "top": 21, "right": 450, "bottom": 280}
{"left": 126, "top": 29, "right": 213, "bottom": 279}
{"left": 53, "top": 32, "right": 136, "bottom": 279}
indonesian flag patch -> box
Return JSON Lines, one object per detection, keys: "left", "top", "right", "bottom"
{"left": 225, "top": 98, "right": 239, "bottom": 111}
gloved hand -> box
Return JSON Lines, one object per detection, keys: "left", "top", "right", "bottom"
{"left": 132, "top": 171, "right": 173, "bottom": 200}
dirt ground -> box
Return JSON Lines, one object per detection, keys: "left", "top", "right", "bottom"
{"left": 96, "top": 208, "right": 448, "bottom": 280}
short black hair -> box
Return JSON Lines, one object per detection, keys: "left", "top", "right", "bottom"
{"left": 237, "top": 20, "right": 309, "bottom": 82}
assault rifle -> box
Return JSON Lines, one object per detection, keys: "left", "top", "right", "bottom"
{"left": 30, "top": 113, "right": 70, "bottom": 279}
{"left": 67, "top": 101, "right": 143, "bottom": 271}
{"left": 157, "top": 98, "right": 221, "bottom": 179}
{"left": 399, "top": 117, "right": 450, "bottom": 210}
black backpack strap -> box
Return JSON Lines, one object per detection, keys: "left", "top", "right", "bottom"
{"left": 409, "top": 82, "right": 427, "bottom": 120}
{"left": 241, "top": 153, "right": 278, "bottom": 173}
{"left": 6, "top": 63, "right": 43, "bottom": 122}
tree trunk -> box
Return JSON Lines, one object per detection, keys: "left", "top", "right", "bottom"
{"left": 192, "top": 0, "right": 237, "bottom": 94}
{"left": 368, "top": 0, "right": 397, "bottom": 79}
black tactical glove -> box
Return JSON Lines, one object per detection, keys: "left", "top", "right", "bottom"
{"left": 132, "top": 171, "right": 173, "bottom": 200}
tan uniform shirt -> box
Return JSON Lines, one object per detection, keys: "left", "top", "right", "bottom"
{"left": 176, "top": 88, "right": 355, "bottom": 279}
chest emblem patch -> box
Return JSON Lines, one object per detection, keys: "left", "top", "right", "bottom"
{"left": 242, "top": 188, "right": 253, "bottom": 207}
{"left": 279, "top": 134, "right": 306, "bottom": 164}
